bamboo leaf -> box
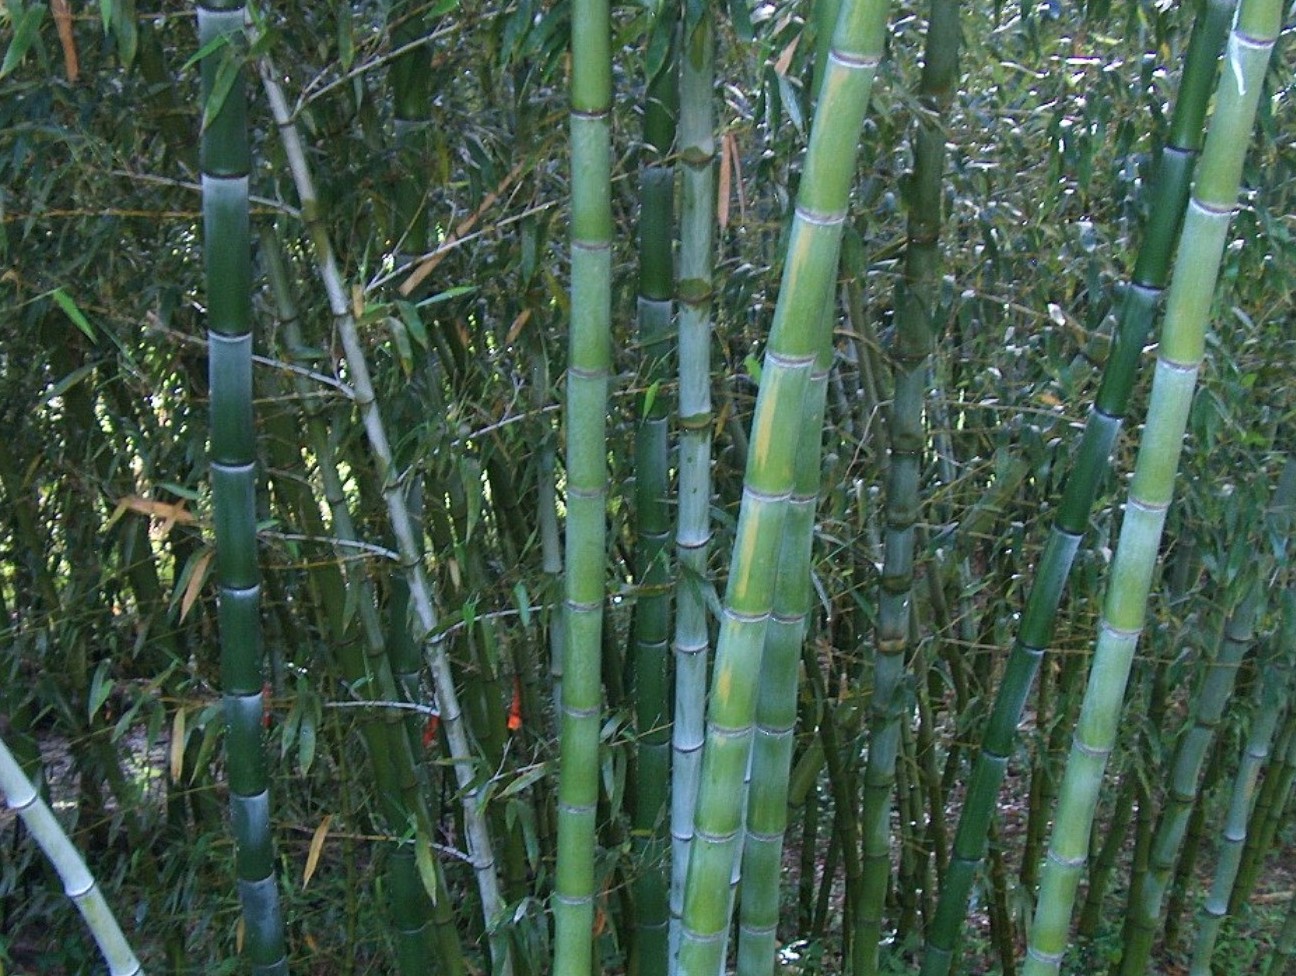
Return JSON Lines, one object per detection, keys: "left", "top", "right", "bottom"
{"left": 498, "top": 762, "right": 548, "bottom": 799}
{"left": 302, "top": 814, "right": 333, "bottom": 888}
{"left": 40, "top": 363, "right": 97, "bottom": 406}
{"left": 201, "top": 49, "right": 241, "bottom": 133}
{"left": 180, "top": 550, "right": 214, "bottom": 622}
{"left": 51, "top": 288, "right": 97, "bottom": 343}
{"left": 1, "top": 4, "right": 48, "bottom": 79}
{"left": 414, "top": 829, "right": 440, "bottom": 905}
{"left": 88, "top": 660, "right": 113, "bottom": 723}
{"left": 170, "top": 707, "right": 187, "bottom": 782}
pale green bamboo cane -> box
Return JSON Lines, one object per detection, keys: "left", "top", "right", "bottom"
{"left": 257, "top": 56, "right": 510, "bottom": 976}
{"left": 1021, "top": 0, "right": 1283, "bottom": 968}
{"left": 552, "top": 0, "right": 612, "bottom": 971}
{"left": 675, "top": 0, "right": 889, "bottom": 971}
{"left": 0, "top": 736, "right": 142, "bottom": 976}
{"left": 669, "top": 9, "right": 715, "bottom": 969}
{"left": 735, "top": 335, "right": 831, "bottom": 976}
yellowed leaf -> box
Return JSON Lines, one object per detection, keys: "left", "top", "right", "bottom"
{"left": 774, "top": 35, "right": 799, "bottom": 77}
{"left": 170, "top": 707, "right": 186, "bottom": 782}
{"left": 236, "top": 917, "right": 245, "bottom": 954}
{"left": 717, "top": 132, "right": 732, "bottom": 231}
{"left": 181, "top": 549, "right": 214, "bottom": 622}
{"left": 504, "top": 308, "right": 532, "bottom": 346}
{"left": 303, "top": 814, "right": 333, "bottom": 889}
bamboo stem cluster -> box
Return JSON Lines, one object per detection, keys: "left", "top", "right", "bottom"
{"left": 1022, "top": 0, "right": 1282, "bottom": 967}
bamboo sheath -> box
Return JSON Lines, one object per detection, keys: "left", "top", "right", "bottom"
{"left": 199, "top": 3, "right": 287, "bottom": 970}
{"left": 257, "top": 58, "right": 510, "bottom": 976}
{"left": 1021, "top": 0, "right": 1282, "bottom": 968}
{"left": 552, "top": 0, "right": 613, "bottom": 971}
{"left": 920, "top": 0, "right": 1235, "bottom": 968}
{"left": 675, "top": 0, "right": 889, "bottom": 971}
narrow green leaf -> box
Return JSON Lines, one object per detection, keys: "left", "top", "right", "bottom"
{"left": 201, "top": 50, "right": 241, "bottom": 133}
{"left": 41, "top": 363, "right": 97, "bottom": 405}
{"left": 416, "top": 284, "right": 478, "bottom": 307}
{"left": 88, "top": 660, "right": 114, "bottom": 723}
{"left": 51, "top": 288, "right": 97, "bottom": 343}
{"left": 1, "top": 4, "right": 48, "bottom": 79}
{"left": 180, "top": 31, "right": 229, "bottom": 73}
{"left": 414, "top": 829, "right": 440, "bottom": 904}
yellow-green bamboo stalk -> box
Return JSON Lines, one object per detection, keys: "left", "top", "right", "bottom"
{"left": 675, "top": 0, "right": 889, "bottom": 970}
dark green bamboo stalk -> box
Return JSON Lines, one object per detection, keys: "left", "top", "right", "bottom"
{"left": 261, "top": 231, "right": 461, "bottom": 976}
{"left": 1118, "top": 589, "right": 1259, "bottom": 974}
{"left": 1021, "top": 0, "right": 1282, "bottom": 966}
{"left": 920, "top": 1, "right": 1235, "bottom": 969}
{"left": 630, "top": 11, "right": 677, "bottom": 973}
{"left": 674, "top": 0, "right": 889, "bottom": 969}
{"left": 856, "top": 0, "right": 956, "bottom": 967}
{"left": 1266, "top": 888, "right": 1296, "bottom": 976}
{"left": 669, "top": 11, "right": 715, "bottom": 967}
{"left": 200, "top": 4, "right": 287, "bottom": 970}
{"left": 257, "top": 57, "right": 509, "bottom": 976}
{"left": 551, "top": 0, "right": 612, "bottom": 971}
{"left": 1188, "top": 653, "right": 1289, "bottom": 975}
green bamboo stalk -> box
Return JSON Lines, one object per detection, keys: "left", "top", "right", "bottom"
{"left": 856, "top": 0, "right": 956, "bottom": 966}
{"left": 199, "top": 3, "right": 287, "bottom": 970}
{"left": 551, "top": 0, "right": 612, "bottom": 970}
{"left": 0, "top": 736, "right": 142, "bottom": 976}
{"left": 630, "top": 10, "right": 678, "bottom": 973}
{"left": 1232, "top": 706, "right": 1296, "bottom": 912}
{"left": 735, "top": 336, "right": 831, "bottom": 976}
{"left": 675, "top": 0, "right": 889, "bottom": 969}
{"left": 920, "top": 0, "right": 1235, "bottom": 968}
{"left": 261, "top": 231, "right": 461, "bottom": 976}
{"left": 257, "top": 57, "right": 509, "bottom": 976}
{"left": 669, "top": 10, "right": 715, "bottom": 967}
{"left": 1266, "top": 888, "right": 1296, "bottom": 976}
{"left": 389, "top": 0, "right": 431, "bottom": 265}
{"left": 1021, "top": 0, "right": 1282, "bottom": 967}
{"left": 1118, "top": 588, "right": 1260, "bottom": 974}
{"left": 1188, "top": 652, "right": 1290, "bottom": 975}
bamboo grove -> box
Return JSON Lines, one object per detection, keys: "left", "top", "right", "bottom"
{"left": 1, "top": 0, "right": 1296, "bottom": 974}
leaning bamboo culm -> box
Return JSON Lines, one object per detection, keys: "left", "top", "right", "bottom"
{"left": 199, "top": 2, "right": 287, "bottom": 970}
{"left": 1021, "top": 0, "right": 1282, "bottom": 968}
{"left": 669, "top": 7, "right": 716, "bottom": 967}
{"left": 552, "top": 0, "right": 613, "bottom": 971}
{"left": 735, "top": 334, "right": 831, "bottom": 976}
{"left": 0, "top": 736, "right": 142, "bottom": 976}
{"left": 674, "top": 0, "right": 889, "bottom": 970}
{"left": 256, "top": 56, "right": 510, "bottom": 976}
{"left": 921, "top": 0, "right": 1234, "bottom": 969}
{"left": 855, "top": 0, "right": 957, "bottom": 968}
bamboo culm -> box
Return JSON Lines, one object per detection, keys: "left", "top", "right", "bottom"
{"left": 1021, "top": 0, "right": 1283, "bottom": 968}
